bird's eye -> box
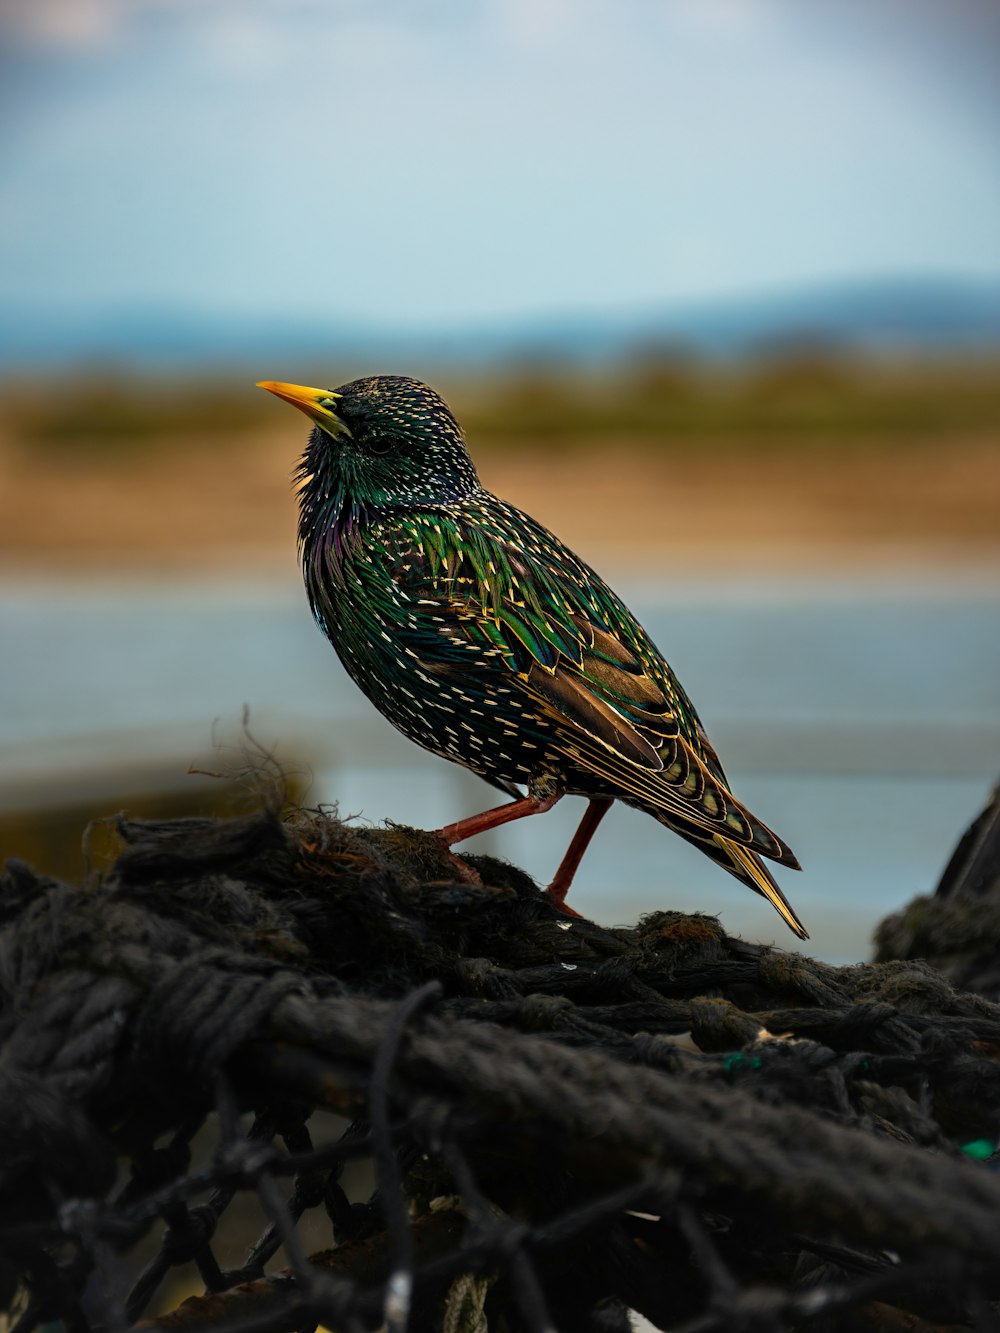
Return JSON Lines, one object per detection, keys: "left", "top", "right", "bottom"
{"left": 366, "top": 434, "right": 394, "bottom": 456}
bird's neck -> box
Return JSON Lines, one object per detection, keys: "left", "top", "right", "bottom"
{"left": 298, "top": 478, "right": 368, "bottom": 569}
{"left": 298, "top": 470, "right": 484, "bottom": 570}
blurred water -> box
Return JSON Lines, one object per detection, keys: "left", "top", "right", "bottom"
{"left": 2, "top": 573, "right": 998, "bottom": 965}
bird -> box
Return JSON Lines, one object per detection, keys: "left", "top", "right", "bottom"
{"left": 258, "top": 374, "right": 807, "bottom": 939}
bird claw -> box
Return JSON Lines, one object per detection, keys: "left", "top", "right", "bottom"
{"left": 544, "top": 885, "right": 584, "bottom": 919}
{"left": 442, "top": 846, "right": 483, "bottom": 886}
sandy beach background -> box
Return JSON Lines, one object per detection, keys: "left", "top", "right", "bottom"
{"left": 2, "top": 363, "right": 998, "bottom": 576}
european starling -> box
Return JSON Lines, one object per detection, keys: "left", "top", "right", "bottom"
{"left": 258, "top": 375, "right": 807, "bottom": 939}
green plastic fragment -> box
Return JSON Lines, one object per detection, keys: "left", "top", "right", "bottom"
{"left": 723, "top": 1053, "right": 762, "bottom": 1073}
{"left": 960, "top": 1139, "right": 995, "bottom": 1160}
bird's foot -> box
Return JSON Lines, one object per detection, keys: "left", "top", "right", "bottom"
{"left": 438, "top": 842, "right": 484, "bottom": 886}
{"left": 544, "top": 885, "right": 584, "bottom": 918}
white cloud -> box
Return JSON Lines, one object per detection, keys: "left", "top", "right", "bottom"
{"left": 669, "top": 0, "right": 772, "bottom": 35}
{"left": 0, "top": 0, "right": 127, "bottom": 47}
{"left": 1, "top": 0, "right": 997, "bottom": 323}
{"left": 0, "top": 0, "right": 368, "bottom": 50}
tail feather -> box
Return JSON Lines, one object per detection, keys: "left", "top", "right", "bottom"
{"left": 661, "top": 816, "right": 809, "bottom": 940}
{"left": 730, "top": 801, "right": 801, "bottom": 870}
{"left": 720, "top": 837, "right": 809, "bottom": 940}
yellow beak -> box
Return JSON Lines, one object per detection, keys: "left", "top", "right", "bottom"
{"left": 256, "top": 380, "right": 352, "bottom": 438}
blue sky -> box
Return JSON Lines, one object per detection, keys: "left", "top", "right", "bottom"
{"left": 2, "top": 0, "right": 999, "bottom": 328}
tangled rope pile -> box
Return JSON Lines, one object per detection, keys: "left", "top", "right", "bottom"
{"left": 2, "top": 800, "right": 1000, "bottom": 1332}
{"left": 877, "top": 781, "right": 1000, "bottom": 1000}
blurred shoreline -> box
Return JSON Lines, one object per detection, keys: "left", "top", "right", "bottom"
{"left": 2, "top": 359, "right": 998, "bottom": 577}
{"left": 2, "top": 430, "right": 998, "bottom": 578}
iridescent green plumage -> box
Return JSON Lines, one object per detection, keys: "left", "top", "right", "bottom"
{"left": 259, "top": 374, "right": 807, "bottom": 939}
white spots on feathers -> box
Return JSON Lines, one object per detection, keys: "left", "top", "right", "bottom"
{"left": 296, "top": 374, "right": 770, "bottom": 855}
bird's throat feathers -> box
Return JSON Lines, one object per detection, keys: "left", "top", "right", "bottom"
{"left": 296, "top": 440, "right": 368, "bottom": 566}
{"left": 295, "top": 424, "right": 479, "bottom": 568}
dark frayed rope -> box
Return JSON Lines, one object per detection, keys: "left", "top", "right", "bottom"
{"left": 369, "top": 980, "right": 443, "bottom": 1333}
{"left": 3, "top": 802, "right": 1000, "bottom": 1333}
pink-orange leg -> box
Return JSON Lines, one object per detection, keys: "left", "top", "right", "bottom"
{"left": 545, "top": 797, "right": 613, "bottom": 911}
{"left": 437, "top": 792, "right": 611, "bottom": 917}
{"left": 437, "top": 791, "right": 561, "bottom": 847}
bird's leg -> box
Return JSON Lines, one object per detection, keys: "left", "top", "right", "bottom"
{"left": 437, "top": 791, "right": 561, "bottom": 847}
{"left": 545, "top": 797, "right": 613, "bottom": 910}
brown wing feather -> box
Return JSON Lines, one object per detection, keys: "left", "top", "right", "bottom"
{"left": 584, "top": 653, "right": 674, "bottom": 714}
{"left": 393, "top": 518, "right": 799, "bottom": 869}
{"left": 526, "top": 663, "right": 662, "bottom": 769}
{"left": 517, "top": 613, "right": 800, "bottom": 868}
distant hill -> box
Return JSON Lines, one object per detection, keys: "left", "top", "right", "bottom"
{"left": 2, "top": 275, "right": 999, "bottom": 375}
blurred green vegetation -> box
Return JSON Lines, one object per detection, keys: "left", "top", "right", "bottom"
{"left": 3, "top": 354, "right": 999, "bottom": 453}
{"left": 0, "top": 378, "right": 269, "bottom": 450}
{"left": 459, "top": 354, "right": 1000, "bottom": 447}
{"left": 0, "top": 770, "right": 306, "bottom": 886}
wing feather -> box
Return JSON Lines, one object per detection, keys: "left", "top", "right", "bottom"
{"left": 373, "top": 507, "right": 798, "bottom": 867}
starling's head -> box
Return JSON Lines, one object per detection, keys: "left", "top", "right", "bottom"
{"left": 257, "top": 374, "right": 481, "bottom": 534}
